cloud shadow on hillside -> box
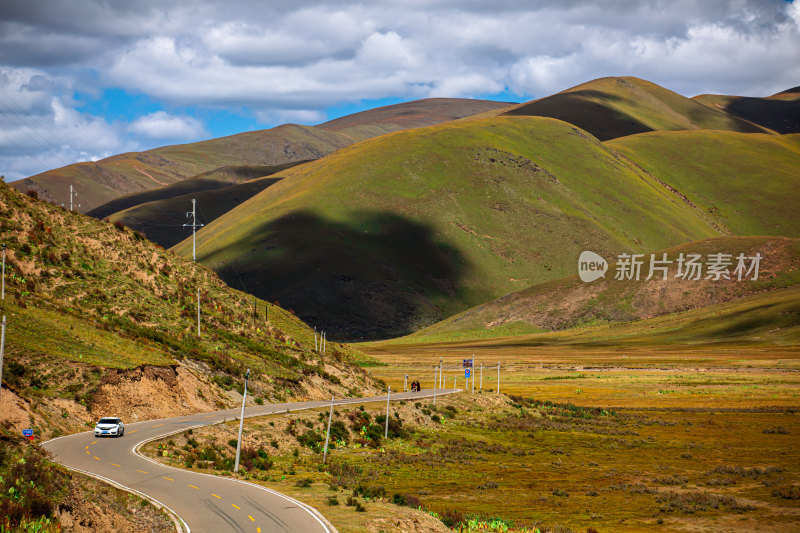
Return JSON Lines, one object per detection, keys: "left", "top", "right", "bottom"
{"left": 199, "top": 210, "right": 469, "bottom": 341}
{"left": 504, "top": 90, "right": 654, "bottom": 141}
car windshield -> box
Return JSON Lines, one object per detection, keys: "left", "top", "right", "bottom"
{"left": 98, "top": 418, "right": 119, "bottom": 424}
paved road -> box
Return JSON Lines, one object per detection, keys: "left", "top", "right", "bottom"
{"left": 43, "top": 389, "right": 457, "bottom": 533}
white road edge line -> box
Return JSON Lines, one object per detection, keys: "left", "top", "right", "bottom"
{"left": 57, "top": 465, "right": 190, "bottom": 533}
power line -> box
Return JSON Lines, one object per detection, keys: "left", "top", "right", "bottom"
{"left": 0, "top": 129, "right": 57, "bottom": 176}
{"left": 0, "top": 94, "right": 76, "bottom": 170}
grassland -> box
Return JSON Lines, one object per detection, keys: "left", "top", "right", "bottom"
{"left": 343, "top": 305, "right": 800, "bottom": 533}
{"left": 505, "top": 77, "right": 769, "bottom": 141}
{"left": 141, "top": 372, "right": 800, "bottom": 532}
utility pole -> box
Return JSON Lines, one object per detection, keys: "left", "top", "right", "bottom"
{"left": 322, "top": 331, "right": 326, "bottom": 354}
{"left": 314, "top": 328, "right": 318, "bottom": 352}
{"left": 184, "top": 199, "right": 204, "bottom": 338}
{"left": 233, "top": 369, "right": 249, "bottom": 473}
{"left": 480, "top": 362, "right": 483, "bottom": 392}
{"left": 454, "top": 376, "right": 457, "bottom": 389}
{"left": 384, "top": 386, "right": 391, "bottom": 439}
{"left": 472, "top": 354, "right": 475, "bottom": 394}
{"left": 403, "top": 374, "right": 407, "bottom": 392}
{"left": 497, "top": 363, "right": 501, "bottom": 395}
{"left": 184, "top": 199, "right": 204, "bottom": 262}
{"left": 323, "top": 395, "right": 334, "bottom": 463}
{"left": 69, "top": 185, "right": 80, "bottom": 211}
{"left": 439, "top": 358, "right": 443, "bottom": 389}
{"left": 433, "top": 364, "right": 438, "bottom": 406}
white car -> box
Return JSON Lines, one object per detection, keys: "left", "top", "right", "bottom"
{"left": 94, "top": 417, "right": 124, "bottom": 438}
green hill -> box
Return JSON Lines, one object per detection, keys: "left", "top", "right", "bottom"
{"left": 387, "top": 236, "right": 800, "bottom": 345}
{"left": 606, "top": 130, "right": 800, "bottom": 236}
{"left": 87, "top": 161, "right": 307, "bottom": 220}
{"left": 173, "top": 115, "right": 743, "bottom": 340}
{"left": 319, "top": 97, "right": 513, "bottom": 141}
{"left": 504, "top": 76, "right": 769, "bottom": 140}
{"left": 12, "top": 99, "right": 511, "bottom": 213}
{"left": 693, "top": 87, "right": 800, "bottom": 134}
{"left": 0, "top": 179, "right": 373, "bottom": 431}
{"left": 105, "top": 173, "right": 285, "bottom": 249}
{"left": 377, "top": 284, "right": 800, "bottom": 351}
{"left": 12, "top": 124, "right": 352, "bottom": 213}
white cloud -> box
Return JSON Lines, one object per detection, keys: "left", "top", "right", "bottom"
{"left": 254, "top": 108, "right": 326, "bottom": 125}
{"left": 1, "top": 0, "right": 799, "bottom": 179}
{"left": 129, "top": 111, "right": 206, "bottom": 140}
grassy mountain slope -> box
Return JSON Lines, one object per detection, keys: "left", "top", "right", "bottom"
{"left": 87, "top": 161, "right": 307, "bottom": 220}
{"left": 0, "top": 180, "right": 374, "bottom": 436}
{"left": 319, "top": 97, "right": 513, "bottom": 141}
{"left": 12, "top": 124, "right": 352, "bottom": 213}
{"left": 12, "top": 99, "right": 512, "bottom": 213}
{"left": 504, "top": 77, "right": 769, "bottom": 140}
{"left": 175, "top": 115, "right": 736, "bottom": 340}
{"left": 607, "top": 131, "right": 800, "bottom": 236}
{"left": 388, "top": 236, "right": 800, "bottom": 344}
{"left": 693, "top": 87, "right": 800, "bottom": 134}
{"left": 106, "top": 174, "right": 285, "bottom": 249}
{"left": 381, "top": 284, "right": 800, "bottom": 351}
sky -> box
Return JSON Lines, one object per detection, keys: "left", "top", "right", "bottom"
{"left": 0, "top": 0, "right": 798, "bottom": 181}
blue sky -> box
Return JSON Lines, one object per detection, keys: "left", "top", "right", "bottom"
{"left": 1, "top": 0, "right": 798, "bottom": 181}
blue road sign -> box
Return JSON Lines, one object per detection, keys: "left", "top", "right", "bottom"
{"left": 465, "top": 368, "right": 471, "bottom": 378}
{"left": 22, "top": 429, "right": 33, "bottom": 437}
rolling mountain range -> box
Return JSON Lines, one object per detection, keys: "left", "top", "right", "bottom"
{"left": 11, "top": 76, "right": 800, "bottom": 342}
{"left": 11, "top": 98, "right": 512, "bottom": 212}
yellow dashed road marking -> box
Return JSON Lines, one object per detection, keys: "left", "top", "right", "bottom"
{"left": 257, "top": 528, "right": 261, "bottom": 533}
{"left": 110, "top": 463, "right": 121, "bottom": 467}
{"left": 162, "top": 477, "right": 174, "bottom": 482}
{"left": 91, "top": 441, "right": 97, "bottom": 445}
{"left": 136, "top": 469, "right": 148, "bottom": 474}
{"left": 85, "top": 446, "right": 89, "bottom": 450}
{"left": 129, "top": 430, "right": 138, "bottom": 433}
{"left": 248, "top": 515, "right": 255, "bottom": 522}
{"left": 85, "top": 451, "right": 90, "bottom": 455}
{"left": 211, "top": 493, "right": 221, "bottom": 499}
{"left": 152, "top": 424, "right": 164, "bottom": 428}
{"left": 231, "top": 504, "right": 240, "bottom": 510}
{"left": 188, "top": 484, "right": 199, "bottom": 490}
{"left": 93, "top": 456, "right": 100, "bottom": 461}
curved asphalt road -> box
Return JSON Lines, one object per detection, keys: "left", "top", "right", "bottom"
{"left": 43, "top": 389, "right": 457, "bottom": 533}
